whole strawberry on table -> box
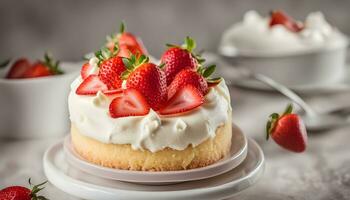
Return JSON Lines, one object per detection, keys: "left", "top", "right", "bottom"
{"left": 266, "top": 104, "right": 308, "bottom": 153}
{"left": 0, "top": 179, "right": 48, "bottom": 200}
{"left": 4, "top": 53, "right": 64, "bottom": 79}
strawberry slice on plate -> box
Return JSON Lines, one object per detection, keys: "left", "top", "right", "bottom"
{"left": 266, "top": 104, "right": 308, "bottom": 153}
{"left": 76, "top": 75, "right": 108, "bottom": 95}
{"left": 159, "top": 85, "right": 204, "bottom": 115}
{"left": 109, "top": 88, "right": 150, "bottom": 118}
{"left": 6, "top": 58, "right": 31, "bottom": 79}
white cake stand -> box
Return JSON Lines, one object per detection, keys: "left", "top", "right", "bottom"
{"left": 43, "top": 127, "right": 264, "bottom": 200}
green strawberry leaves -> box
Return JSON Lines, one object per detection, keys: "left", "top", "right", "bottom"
{"left": 121, "top": 54, "right": 149, "bottom": 80}
{"left": 265, "top": 104, "right": 294, "bottom": 140}
{"left": 95, "top": 44, "right": 119, "bottom": 66}
{"left": 43, "top": 52, "right": 64, "bottom": 75}
{"left": 28, "top": 178, "right": 49, "bottom": 200}
{"left": 0, "top": 59, "right": 10, "bottom": 68}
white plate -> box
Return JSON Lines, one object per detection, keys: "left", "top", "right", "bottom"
{"left": 63, "top": 124, "right": 247, "bottom": 184}
{"left": 43, "top": 138, "right": 264, "bottom": 200}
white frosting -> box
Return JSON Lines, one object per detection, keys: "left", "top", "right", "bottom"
{"left": 68, "top": 76, "right": 232, "bottom": 153}
{"left": 220, "top": 11, "right": 348, "bottom": 56}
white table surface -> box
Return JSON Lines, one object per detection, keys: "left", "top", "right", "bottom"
{"left": 1, "top": 86, "right": 350, "bottom": 200}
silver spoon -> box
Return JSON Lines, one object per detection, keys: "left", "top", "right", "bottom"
{"left": 222, "top": 65, "right": 349, "bottom": 131}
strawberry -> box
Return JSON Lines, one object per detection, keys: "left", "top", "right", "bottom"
{"left": 167, "top": 64, "right": 220, "bottom": 99}
{"left": 81, "top": 62, "right": 94, "bottom": 80}
{"left": 122, "top": 54, "right": 167, "bottom": 110}
{"left": 266, "top": 104, "right": 308, "bottom": 153}
{"left": 76, "top": 75, "right": 108, "bottom": 95}
{"left": 22, "top": 53, "right": 64, "bottom": 78}
{"left": 0, "top": 179, "right": 48, "bottom": 200}
{"left": 23, "top": 62, "right": 52, "bottom": 78}
{"left": 6, "top": 58, "right": 31, "bottom": 79}
{"left": 161, "top": 37, "right": 203, "bottom": 85}
{"left": 94, "top": 47, "right": 126, "bottom": 89}
{"left": 109, "top": 88, "right": 150, "bottom": 118}
{"left": 269, "top": 10, "right": 303, "bottom": 32}
{"left": 103, "top": 88, "right": 123, "bottom": 96}
{"left": 106, "top": 22, "right": 147, "bottom": 57}
{"left": 159, "top": 85, "right": 204, "bottom": 115}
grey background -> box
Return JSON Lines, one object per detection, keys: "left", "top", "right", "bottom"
{"left": 0, "top": 0, "right": 349, "bottom": 61}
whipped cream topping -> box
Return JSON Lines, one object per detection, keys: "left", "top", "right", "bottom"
{"left": 68, "top": 76, "right": 231, "bottom": 152}
{"left": 220, "top": 11, "right": 348, "bottom": 56}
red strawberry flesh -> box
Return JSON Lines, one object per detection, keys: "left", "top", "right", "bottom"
{"left": 6, "top": 58, "right": 31, "bottom": 79}
{"left": 76, "top": 75, "right": 108, "bottom": 95}
{"left": 272, "top": 114, "right": 307, "bottom": 152}
{"left": 109, "top": 88, "right": 150, "bottom": 118}
{"left": 159, "top": 85, "right": 204, "bottom": 115}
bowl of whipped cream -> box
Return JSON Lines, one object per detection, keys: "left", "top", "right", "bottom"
{"left": 219, "top": 10, "right": 349, "bottom": 87}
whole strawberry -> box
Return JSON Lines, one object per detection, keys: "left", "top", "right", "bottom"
{"left": 168, "top": 64, "right": 221, "bottom": 99}
{"left": 6, "top": 53, "right": 63, "bottom": 79}
{"left": 161, "top": 37, "right": 204, "bottom": 85}
{"left": 266, "top": 104, "right": 308, "bottom": 153}
{"left": 106, "top": 22, "right": 147, "bottom": 58}
{"left": 0, "top": 179, "right": 48, "bottom": 200}
{"left": 94, "top": 46, "right": 126, "bottom": 89}
{"left": 269, "top": 10, "right": 303, "bottom": 32}
{"left": 122, "top": 54, "right": 167, "bottom": 110}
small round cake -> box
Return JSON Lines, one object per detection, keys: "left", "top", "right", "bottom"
{"left": 69, "top": 33, "right": 233, "bottom": 171}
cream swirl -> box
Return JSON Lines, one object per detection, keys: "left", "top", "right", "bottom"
{"left": 220, "top": 10, "right": 348, "bottom": 56}
{"left": 68, "top": 76, "right": 231, "bottom": 152}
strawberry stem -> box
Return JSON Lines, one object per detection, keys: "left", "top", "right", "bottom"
{"left": 0, "top": 58, "right": 10, "bottom": 68}
{"left": 28, "top": 178, "right": 49, "bottom": 200}
{"left": 121, "top": 53, "right": 149, "bottom": 80}
{"left": 42, "top": 52, "right": 64, "bottom": 75}
{"left": 119, "top": 21, "right": 125, "bottom": 34}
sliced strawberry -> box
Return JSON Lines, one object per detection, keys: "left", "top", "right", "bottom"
{"left": 6, "top": 58, "right": 31, "bottom": 79}
{"left": 269, "top": 10, "right": 303, "bottom": 32}
{"left": 159, "top": 85, "right": 204, "bottom": 115}
{"left": 81, "top": 62, "right": 94, "bottom": 79}
{"left": 76, "top": 75, "right": 108, "bottom": 95}
{"left": 103, "top": 88, "right": 123, "bottom": 96}
{"left": 109, "top": 88, "right": 150, "bottom": 118}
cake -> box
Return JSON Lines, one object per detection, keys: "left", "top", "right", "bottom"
{"left": 69, "top": 24, "right": 232, "bottom": 171}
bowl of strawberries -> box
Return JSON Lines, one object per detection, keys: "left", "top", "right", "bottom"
{"left": 0, "top": 53, "right": 80, "bottom": 139}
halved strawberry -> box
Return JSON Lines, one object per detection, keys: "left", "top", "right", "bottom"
{"left": 103, "top": 88, "right": 123, "bottom": 96}
{"left": 159, "top": 85, "right": 204, "bottom": 115}
{"left": 109, "top": 88, "right": 150, "bottom": 118}
{"left": 269, "top": 10, "right": 303, "bottom": 32}
{"left": 266, "top": 104, "right": 308, "bottom": 153}
{"left": 76, "top": 75, "right": 108, "bottom": 95}
{"left": 6, "top": 58, "right": 31, "bottom": 79}
{"left": 81, "top": 62, "right": 93, "bottom": 79}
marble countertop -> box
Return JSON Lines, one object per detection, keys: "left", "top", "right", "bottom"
{"left": 1, "top": 86, "right": 350, "bottom": 200}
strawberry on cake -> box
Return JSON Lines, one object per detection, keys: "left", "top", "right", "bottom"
{"left": 69, "top": 26, "right": 232, "bottom": 171}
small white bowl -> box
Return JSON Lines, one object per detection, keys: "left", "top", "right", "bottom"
{"left": 219, "top": 44, "right": 348, "bottom": 87}
{"left": 0, "top": 62, "right": 80, "bottom": 139}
